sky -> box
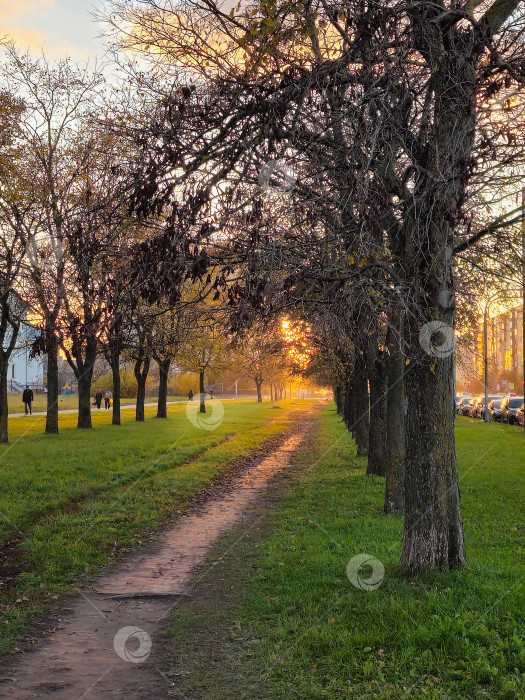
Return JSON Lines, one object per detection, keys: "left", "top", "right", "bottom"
{"left": 0, "top": 0, "right": 107, "bottom": 59}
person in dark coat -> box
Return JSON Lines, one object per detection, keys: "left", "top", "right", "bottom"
{"left": 188, "top": 389, "right": 194, "bottom": 401}
{"left": 94, "top": 390, "right": 103, "bottom": 409}
{"left": 22, "top": 386, "right": 34, "bottom": 415}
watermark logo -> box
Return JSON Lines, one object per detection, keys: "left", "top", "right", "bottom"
{"left": 25, "top": 233, "right": 64, "bottom": 272}
{"left": 419, "top": 320, "right": 455, "bottom": 359}
{"left": 114, "top": 626, "right": 152, "bottom": 664}
{"left": 346, "top": 553, "right": 385, "bottom": 591}
{"left": 186, "top": 393, "right": 224, "bottom": 430}
{"left": 258, "top": 159, "right": 296, "bottom": 195}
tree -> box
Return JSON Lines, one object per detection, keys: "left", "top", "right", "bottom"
{"left": 151, "top": 286, "right": 205, "bottom": 418}
{"left": 0, "top": 89, "right": 27, "bottom": 442}
{"left": 233, "top": 321, "right": 286, "bottom": 402}
{"left": 178, "top": 306, "right": 228, "bottom": 413}
{"left": 105, "top": 0, "right": 525, "bottom": 568}
{"left": 0, "top": 47, "right": 106, "bottom": 433}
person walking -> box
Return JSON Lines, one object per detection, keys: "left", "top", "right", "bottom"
{"left": 22, "top": 386, "right": 34, "bottom": 415}
{"left": 188, "top": 389, "right": 194, "bottom": 401}
{"left": 104, "top": 389, "right": 112, "bottom": 409}
{"left": 94, "top": 389, "right": 103, "bottom": 409}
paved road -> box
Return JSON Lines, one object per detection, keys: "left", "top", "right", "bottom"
{"left": 10, "top": 400, "right": 184, "bottom": 419}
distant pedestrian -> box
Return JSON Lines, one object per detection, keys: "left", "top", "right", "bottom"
{"left": 104, "top": 389, "right": 112, "bottom": 409}
{"left": 188, "top": 389, "right": 194, "bottom": 401}
{"left": 209, "top": 388, "right": 214, "bottom": 399}
{"left": 22, "top": 386, "right": 34, "bottom": 415}
{"left": 94, "top": 390, "right": 103, "bottom": 409}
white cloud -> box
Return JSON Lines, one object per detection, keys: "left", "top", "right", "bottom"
{"left": 0, "top": 0, "right": 55, "bottom": 21}
{"left": 0, "top": 0, "right": 97, "bottom": 59}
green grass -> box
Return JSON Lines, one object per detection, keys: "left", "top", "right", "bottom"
{"left": 0, "top": 399, "right": 308, "bottom": 654}
{"left": 6, "top": 393, "right": 184, "bottom": 414}
{"left": 165, "top": 408, "right": 525, "bottom": 700}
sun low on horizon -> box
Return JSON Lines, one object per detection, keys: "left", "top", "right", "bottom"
{"left": 281, "top": 317, "right": 314, "bottom": 371}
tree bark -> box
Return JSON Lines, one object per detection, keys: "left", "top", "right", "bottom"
{"left": 0, "top": 358, "right": 8, "bottom": 444}
{"left": 134, "top": 355, "right": 151, "bottom": 422}
{"left": 366, "top": 347, "right": 387, "bottom": 477}
{"left": 45, "top": 335, "right": 60, "bottom": 434}
{"left": 77, "top": 372, "right": 93, "bottom": 429}
{"left": 384, "top": 319, "right": 405, "bottom": 515}
{"left": 400, "top": 39, "right": 472, "bottom": 569}
{"left": 109, "top": 351, "right": 121, "bottom": 426}
{"left": 353, "top": 364, "right": 369, "bottom": 456}
{"left": 255, "top": 376, "right": 263, "bottom": 402}
{"left": 157, "top": 358, "right": 171, "bottom": 418}
{"left": 72, "top": 337, "right": 97, "bottom": 429}
{"left": 335, "top": 386, "right": 342, "bottom": 415}
{"left": 344, "top": 377, "right": 353, "bottom": 432}
{"left": 402, "top": 355, "right": 466, "bottom": 569}
{"left": 199, "top": 369, "right": 205, "bottom": 413}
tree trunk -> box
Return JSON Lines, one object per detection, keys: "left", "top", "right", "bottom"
{"left": 77, "top": 372, "right": 93, "bottom": 429}
{"left": 134, "top": 356, "right": 151, "bottom": 422}
{"left": 110, "top": 351, "right": 121, "bottom": 426}
{"left": 366, "top": 350, "right": 387, "bottom": 477}
{"left": 400, "top": 51, "right": 471, "bottom": 569}
{"left": 199, "top": 369, "right": 205, "bottom": 413}
{"left": 402, "top": 354, "right": 466, "bottom": 569}
{"left": 157, "top": 358, "right": 170, "bottom": 418}
{"left": 255, "top": 377, "right": 262, "bottom": 402}
{"left": 344, "top": 378, "right": 353, "bottom": 432}
{"left": 384, "top": 319, "right": 405, "bottom": 515}
{"left": 45, "top": 335, "right": 59, "bottom": 434}
{"left": 354, "top": 365, "right": 369, "bottom": 456}
{"left": 334, "top": 386, "right": 341, "bottom": 414}
{"left": 75, "top": 338, "right": 97, "bottom": 429}
{"left": 270, "top": 384, "right": 274, "bottom": 402}
{"left": 0, "top": 358, "right": 8, "bottom": 444}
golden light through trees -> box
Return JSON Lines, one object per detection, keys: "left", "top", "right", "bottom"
{"left": 281, "top": 317, "right": 313, "bottom": 371}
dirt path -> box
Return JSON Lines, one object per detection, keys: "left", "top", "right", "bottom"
{"left": 0, "top": 411, "right": 314, "bottom": 699}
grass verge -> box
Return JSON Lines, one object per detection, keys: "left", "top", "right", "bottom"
{"left": 0, "top": 399, "right": 310, "bottom": 654}
{"left": 164, "top": 407, "right": 525, "bottom": 700}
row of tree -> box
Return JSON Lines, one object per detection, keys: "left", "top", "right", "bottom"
{"left": 2, "top": 0, "right": 525, "bottom": 570}
{"left": 0, "top": 46, "right": 302, "bottom": 438}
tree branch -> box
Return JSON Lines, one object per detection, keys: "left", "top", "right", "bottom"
{"left": 482, "top": 0, "right": 523, "bottom": 33}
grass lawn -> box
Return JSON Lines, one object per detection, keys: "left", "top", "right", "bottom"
{"left": 6, "top": 393, "right": 184, "bottom": 414}
{"left": 0, "top": 399, "right": 310, "bottom": 654}
{"left": 165, "top": 408, "right": 525, "bottom": 699}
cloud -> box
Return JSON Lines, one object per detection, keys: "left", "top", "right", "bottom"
{"left": 0, "top": 0, "right": 55, "bottom": 21}
{"left": 0, "top": 1, "right": 96, "bottom": 59}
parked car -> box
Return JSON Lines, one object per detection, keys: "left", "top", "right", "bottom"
{"left": 488, "top": 398, "right": 505, "bottom": 422}
{"left": 476, "top": 395, "right": 501, "bottom": 419}
{"left": 501, "top": 396, "right": 524, "bottom": 424}
{"left": 458, "top": 396, "right": 473, "bottom": 416}
{"left": 455, "top": 393, "right": 472, "bottom": 413}
{"left": 468, "top": 397, "right": 482, "bottom": 418}
{"left": 517, "top": 403, "right": 525, "bottom": 426}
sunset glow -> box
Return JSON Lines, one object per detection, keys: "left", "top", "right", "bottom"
{"left": 281, "top": 317, "right": 314, "bottom": 371}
